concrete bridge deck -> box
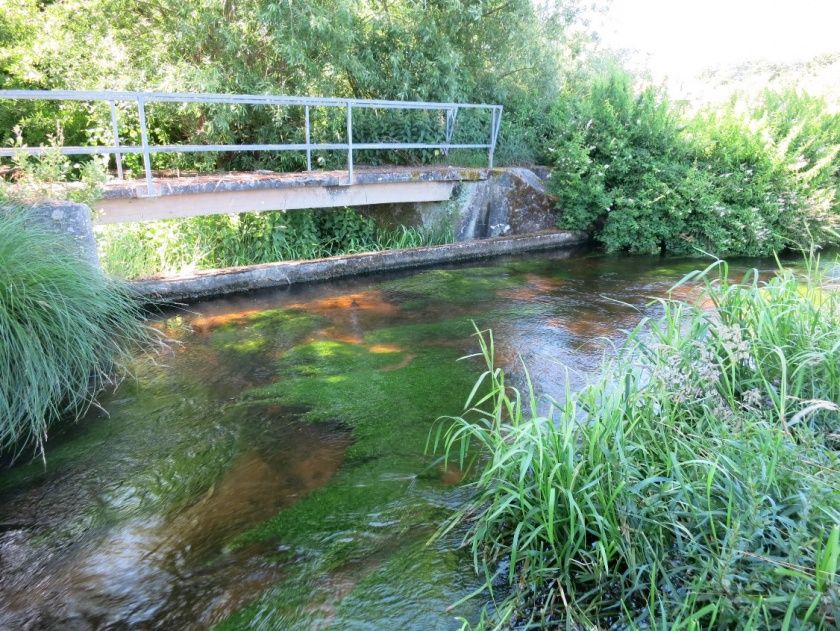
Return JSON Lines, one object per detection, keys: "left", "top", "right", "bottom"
{"left": 93, "top": 166, "right": 488, "bottom": 225}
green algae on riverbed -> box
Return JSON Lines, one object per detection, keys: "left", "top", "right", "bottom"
{"left": 241, "top": 330, "right": 478, "bottom": 458}
{"left": 222, "top": 322, "right": 486, "bottom": 627}
{"left": 379, "top": 265, "right": 521, "bottom": 311}
{"left": 207, "top": 307, "right": 326, "bottom": 357}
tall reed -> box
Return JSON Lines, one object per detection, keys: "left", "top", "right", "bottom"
{"left": 0, "top": 209, "right": 155, "bottom": 459}
{"left": 433, "top": 253, "right": 840, "bottom": 629}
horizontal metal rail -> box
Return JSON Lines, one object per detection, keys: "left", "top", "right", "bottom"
{"left": 0, "top": 89, "right": 503, "bottom": 196}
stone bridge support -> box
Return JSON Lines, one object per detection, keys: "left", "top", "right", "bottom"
{"left": 5, "top": 200, "right": 100, "bottom": 269}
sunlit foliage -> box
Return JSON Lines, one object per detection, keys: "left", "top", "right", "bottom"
{"left": 548, "top": 69, "right": 840, "bottom": 255}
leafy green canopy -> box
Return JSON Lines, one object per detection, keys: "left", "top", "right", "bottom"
{"left": 0, "top": 0, "right": 590, "bottom": 170}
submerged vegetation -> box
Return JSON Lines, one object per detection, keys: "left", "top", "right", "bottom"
{"left": 435, "top": 253, "right": 840, "bottom": 629}
{"left": 0, "top": 208, "right": 153, "bottom": 457}
{"left": 218, "top": 315, "right": 485, "bottom": 628}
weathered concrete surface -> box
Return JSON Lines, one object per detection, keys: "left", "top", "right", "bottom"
{"left": 98, "top": 166, "right": 488, "bottom": 200}
{"left": 92, "top": 166, "right": 489, "bottom": 225}
{"left": 456, "top": 168, "right": 558, "bottom": 240}
{"left": 356, "top": 167, "right": 559, "bottom": 241}
{"left": 529, "top": 165, "right": 552, "bottom": 181}
{"left": 95, "top": 180, "right": 458, "bottom": 225}
{"left": 132, "top": 230, "right": 588, "bottom": 302}
{"left": 18, "top": 200, "right": 100, "bottom": 268}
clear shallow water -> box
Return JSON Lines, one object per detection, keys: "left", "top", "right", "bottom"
{"left": 0, "top": 248, "right": 795, "bottom": 630}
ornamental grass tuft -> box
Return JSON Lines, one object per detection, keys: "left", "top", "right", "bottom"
{"left": 0, "top": 208, "right": 156, "bottom": 459}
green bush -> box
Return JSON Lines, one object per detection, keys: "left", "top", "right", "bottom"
{"left": 97, "top": 207, "right": 454, "bottom": 279}
{"left": 434, "top": 253, "right": 840, "bottom": 628}
{"left": 548, "top": 70, "right": 840, "bottom": 255}
{"left": 0, "top": 208, "right": 154, "bottom": 458}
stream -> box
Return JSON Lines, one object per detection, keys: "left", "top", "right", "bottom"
{"left": 0, "top": 247, "right": 789, "bottom": 630}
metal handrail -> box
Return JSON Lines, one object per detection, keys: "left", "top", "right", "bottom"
{"left": 0, "top": 89, "right": 503, "bottom": 196}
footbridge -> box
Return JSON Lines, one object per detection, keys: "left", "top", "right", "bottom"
{"left": 0, "top": 90, "right": 502, "bottom": 224}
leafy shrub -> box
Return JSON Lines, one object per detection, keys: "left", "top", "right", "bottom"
{"left": 435, "top": 253, "right": 840, "bottom": 629}
{"left": 0, "top": 208, "right": 154, "bottom": 458}
{"left": 548, "top": 70, "right": 840, "bottom": 255}
{"left": 0, "top": 126, "right": 108, "bottom": 206}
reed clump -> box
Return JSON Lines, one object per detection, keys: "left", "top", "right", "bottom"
{"left": 0, "top": 209, "right": 155, "bottom": 459}
{"left": 434, "top": 253, "right": 840, "bottom": 629}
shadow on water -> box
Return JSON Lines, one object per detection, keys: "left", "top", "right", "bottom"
{"left": 0, "top": 246, "right": 813, "bottom": 629}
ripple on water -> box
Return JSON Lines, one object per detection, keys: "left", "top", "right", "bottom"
{"left": 1, "top": 248, "right": 809, "bottom": 629}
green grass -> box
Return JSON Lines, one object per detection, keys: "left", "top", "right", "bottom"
{"left": 433, "top": 251, "right": 840, "bottom": 629}
{"left": 0, "top": 208, "right": 156, "bottom": 459}
{"left": 96, "top": 207, "right": 455, "bottom": 279}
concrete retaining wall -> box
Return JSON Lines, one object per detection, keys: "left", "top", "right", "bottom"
{"left": 133, "top": 230, "right": 587, "bottom": 302}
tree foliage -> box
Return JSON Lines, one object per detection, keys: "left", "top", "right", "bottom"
{"left": 0, "top": 0, "right": 592, "bottom": 170}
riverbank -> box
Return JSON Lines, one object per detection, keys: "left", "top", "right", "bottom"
{"left": 436, "top": 252, "right": 840, "bottom": 629}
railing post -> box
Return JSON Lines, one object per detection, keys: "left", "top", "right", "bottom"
{"left": 108, "top": 101, "right": 124, "bottom": 179}
{"left": 488, "top": 106, "right": 502, "bottom": 170}
{"left": 136, "top": 97, "right": 154, "bottom": 196}
{"left": 444, "top": 106, "right": 458, "bottom": 156}
{"left": 304, "top": 104, "right": 312, "bottom": 171}
{"left": 346, "top": 102, "right": 353, "bottom": 185}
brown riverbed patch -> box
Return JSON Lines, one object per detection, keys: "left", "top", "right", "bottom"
{"left": 0, "top": 422, "right": 353, "bottom": 629}
{"left": 546, "top": 316, "right": 623, "bottom": 340}
{"left": 497, "top": 273, "right": 568, "bottom": 301}
{"left": 289, "top": 290, "right": 399, "bottom": 318}
{"left": 439, "top": 463, "right": 466, "bottom": 485}
{"left": 158, "top": 438, "right": 351, "bottom": 557}
{"left": 189, "top": 308, "right": 265, "bottom": 335}
{"left": 309, "top": 328, "right": 366, "bottom": 345}
{"left": 380, "top": 353, "right": 416, "bottom": 372}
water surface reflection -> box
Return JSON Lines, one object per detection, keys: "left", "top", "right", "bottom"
{"left": 0, "top": 248, "right": 791, "bottom": 629}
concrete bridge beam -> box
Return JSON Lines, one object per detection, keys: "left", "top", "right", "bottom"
{"left": 93, "top": 180, "right": 457, "bottom": 225}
